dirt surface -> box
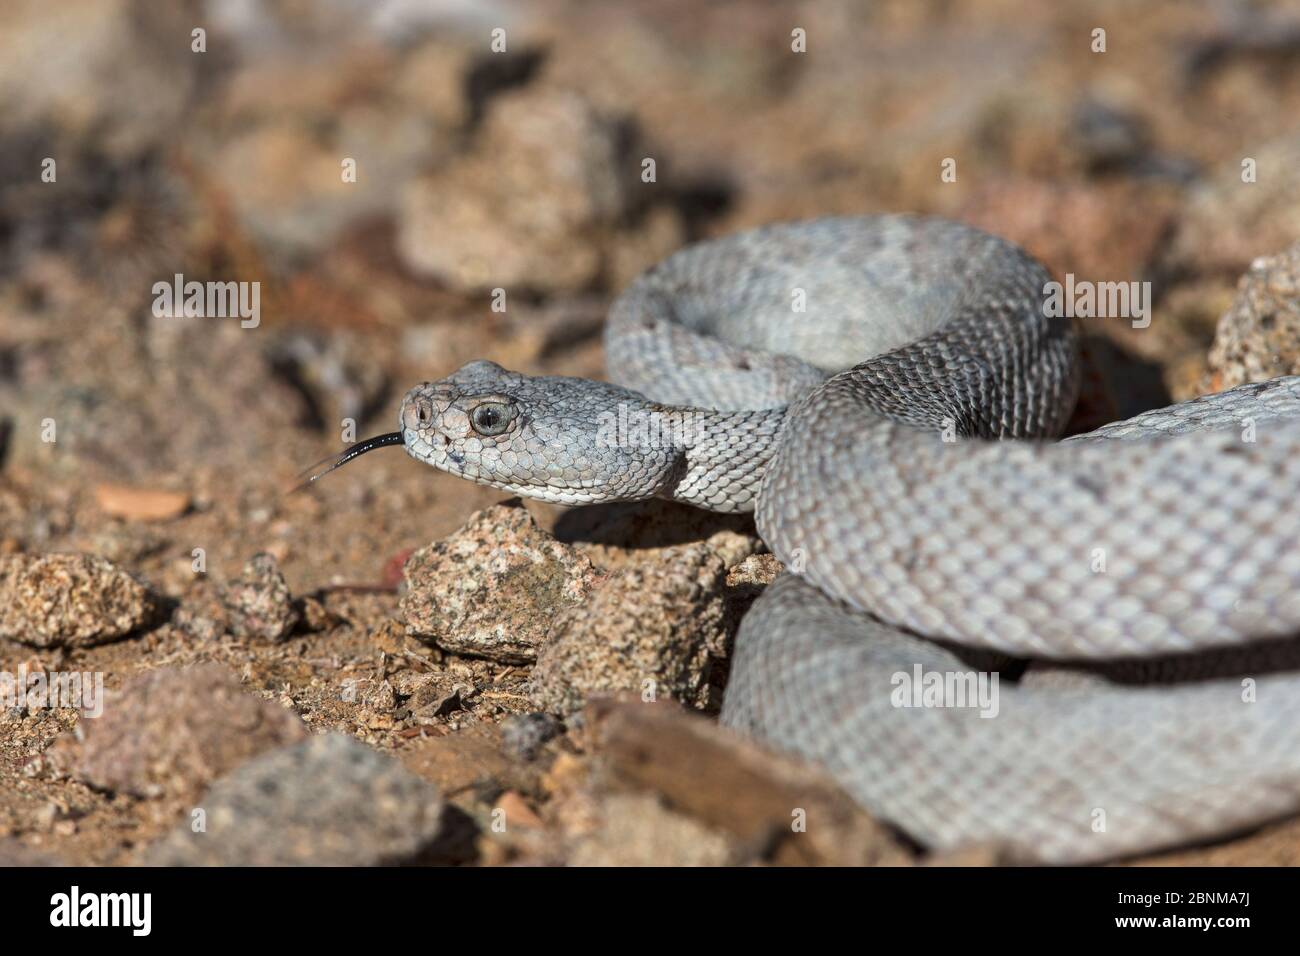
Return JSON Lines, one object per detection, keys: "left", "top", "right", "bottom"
{"left": 3, "top": 0, "right": 1300, "bottom": 866}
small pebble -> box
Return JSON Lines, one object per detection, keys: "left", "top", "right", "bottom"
{"left": 500, "top": 713, "right": 563, "bottom": 761}
{"left": 219, "top": 552, "right": 300, "bottom": 643}
{"left": 93, "top": 483, "right": 190, "bottom": 521}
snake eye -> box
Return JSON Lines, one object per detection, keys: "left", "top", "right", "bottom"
{"left": 470, "top": 401, "right": 513, "bottom": 436}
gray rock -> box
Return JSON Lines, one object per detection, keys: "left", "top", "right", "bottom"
{"left": 145, "top": 733, "right": 445, "bottom": 866}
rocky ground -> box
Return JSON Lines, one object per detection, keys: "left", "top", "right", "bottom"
{"left": 4, "top": 0, "right": 1300, "bottom": 866}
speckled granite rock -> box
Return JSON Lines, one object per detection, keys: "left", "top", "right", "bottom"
{"left": 0, "top": 553, "right": 159, "bottom": 648}
{"left": 1205, "top": 241, "right": 1300, "bottom": 391}
{"left": 401, "top": 500, "right": 604, "bottom": 664}
{"left": 66, "top": 663, "right": 308, "bottom": 801}
{"left": 527, "top": 544, "right": 729, "bottom": 715}
{"left": 725, "top": 552, "right": 783, "bottom": 589}
{"left": 219, "top": 552, "right": 300, "bottom": 642}
{"left": 145, "top": 733, "right": 445, "bottom": 866}
{"left": 723, "top": 552, "right": 785, "bottom": 628}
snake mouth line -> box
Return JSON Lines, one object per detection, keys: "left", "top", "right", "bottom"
{"left": 292, "top": 432, "right": 405, "bottom": 490}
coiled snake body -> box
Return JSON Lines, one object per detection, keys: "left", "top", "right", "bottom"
{"left": 389, "top": 216, "right": 1300, "bottom": 863}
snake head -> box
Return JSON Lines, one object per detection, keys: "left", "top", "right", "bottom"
{"left": 398, "top": 360, "right": 681, "bottom": 506}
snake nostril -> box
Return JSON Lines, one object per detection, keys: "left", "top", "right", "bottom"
{"left": 402, "top": 397, "right": 437, "bottom": 432}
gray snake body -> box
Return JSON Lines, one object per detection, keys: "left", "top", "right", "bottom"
{"left": 392, "top": 216, "right": 1300, "bottom": 862}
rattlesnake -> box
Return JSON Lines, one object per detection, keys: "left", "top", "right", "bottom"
{"left": 316, "top": 216, "right": 1300, "bottom": 863}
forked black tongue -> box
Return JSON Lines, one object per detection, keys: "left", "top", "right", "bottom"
{"left": 291, "top": 432, "right": 405, "bottom": 491}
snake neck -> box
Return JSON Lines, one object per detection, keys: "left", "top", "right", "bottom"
{"left": 648, "top": 405, "right": 789, "bottom": 513}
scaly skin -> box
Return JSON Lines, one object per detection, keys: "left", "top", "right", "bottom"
{"left": 396, "top": 215, "right": 1300, "bottom": 862}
